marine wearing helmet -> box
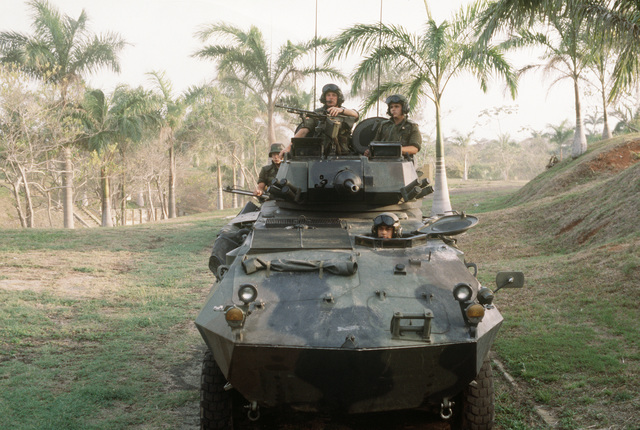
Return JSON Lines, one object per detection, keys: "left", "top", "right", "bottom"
{"left": 372, "top": 212, "right": 402, "bottom": 239}
{"left": 370, "top": 94, "right": 422, "bottom": 159}
{"left": 254, "top": 143, "right": 284, "bottom": 196}
{"left": 281, "top": 83, "right": 360, "bottom": 155}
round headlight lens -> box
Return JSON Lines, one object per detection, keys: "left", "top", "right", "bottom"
{"left": 466, "top": 304, "right": 485, "bottom": 319}
{"left": 238, "top": 284, "right": 258, "bottom": 304}
{"left": 453, "top": 283, "right": 473, "bottom": 302}
{"left": 225, "top": 307, "right": 244, "bottom": 322}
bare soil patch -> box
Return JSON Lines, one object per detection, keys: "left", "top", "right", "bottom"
{"left": 0, "top": 250, "right": 137, "bottom": 299}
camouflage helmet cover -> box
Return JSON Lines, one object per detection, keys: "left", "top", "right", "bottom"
{"left": 320, "top": 83, "right": 345, "bottom": 106}
{"left": 269, "top": 143, "right": 285, "bottom": 155}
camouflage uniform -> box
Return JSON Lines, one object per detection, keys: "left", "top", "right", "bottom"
{"left": 300, "top": 106, "right": 358, "bottom": 155}
{"left": 257, "top": 162, "right": 280, "bottom": 187}
{"left": 373, "top": 118, "right": 422, "bottom": 154}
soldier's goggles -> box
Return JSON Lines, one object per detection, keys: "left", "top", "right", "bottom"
{"left": 374, "top": 214, "right": 397, "bottom": 227}
{"left": 385, "top": 95, "right": 406, "bottom": 105}
{"left": 322, "top": 83, "right": 340, "bottom": 93}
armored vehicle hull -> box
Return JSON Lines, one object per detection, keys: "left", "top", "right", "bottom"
{"left": 197, "top": 139, "right": 523, "bottom": 428}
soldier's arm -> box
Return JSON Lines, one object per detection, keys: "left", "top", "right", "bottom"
{"left": 402, "top": 124, "right": 422, "bottom": 155}
{"left": 281, "top": 127, "right": 311, "bottom": 154}
{"left": 254, "top": 182, "right": 267, "bottom": 196}
{"left": 327, "top": 106, "right": 359, "bottom": 120}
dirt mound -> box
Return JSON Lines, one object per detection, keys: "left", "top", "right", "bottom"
{"left": 507, "top": 136, "right": 640, "bottom": 207}
{"left": 485, "top": 136, "right": 640, "bottom": 252}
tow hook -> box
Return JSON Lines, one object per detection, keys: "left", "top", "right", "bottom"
{"left": 246, "top": 401, "right": 260, "bottom": 421}
{"left": 440, "top": 398, "right": 454, "bottom": 420}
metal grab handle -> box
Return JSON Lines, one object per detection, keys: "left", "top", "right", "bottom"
{"left": 390, "top": 310, "right": 434, "bottom": 342}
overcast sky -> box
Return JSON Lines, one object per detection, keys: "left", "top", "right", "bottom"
{"left": 2, "top": 0, "right": 594, "bottom": 141}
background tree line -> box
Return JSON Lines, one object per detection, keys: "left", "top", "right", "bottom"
{"left": 3, "top": 0, "right": 640, "bottom": 228}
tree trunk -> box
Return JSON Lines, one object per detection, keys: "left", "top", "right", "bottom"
{"left": 11, "top": 179, "right": 27, "bottom": 228}
{"left": 267, "top": 100, "right": 276, "bottom": 144}
{"left": 463, "top": 152, "right": 468, "bottom": 181}
{"left": 601, "top": 87, "right": 613, "bottom": 140}
{"left": 572, "top": 79, "right": 587, "bottom": 159}
{"left": 168, "top": 137, "right": 177, "bottom": 218}
{"left": 18, "top": 164, "right": 34, "bottom": 227}
{"left": 62, "top": 146, "right": 74, "bottom": 228}
{"left": 46, "top": 190, "right": 53, "bottom": 227}
{"left": 217, "top": 161, "right": 224, "bottom": 210}
{"left": 101, "top": 166, "right": 114, "bottom": 227}
{"left": 147, "top": 181, "right": 155, "bottom": 222}
{"left": 121, "top": 171, "right": 126, "bottom": 226}
{"left": 155, "top": 179, "right": 168, "bottom": 219}
{"left": 431, "top": 97, "right": 452, "bottom": 217}
{"left": 232, "top": 164, "right": 238, "bottom": 209}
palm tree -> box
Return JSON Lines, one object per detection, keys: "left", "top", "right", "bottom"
{"left": 327, "top": 2, "right": 517, "bottom": 216}
{"left": 0, "top": 0, "right": 125, "bottom": 228}
{"left": 545, "top": 119, "right": 574, "bottom": 159}
{"left": 503, "top": 13, "right": 593, "bottom": 158}
{"left": 147, "top": 71, "right": 188, "bottom": 219}
{"left": 193, "top": 23, "right": 341, "bottom": 145}
{"left": 76, "top": 86, "right": 159, "bottom": 226}
{"left": 449, "top": 132, "right": 474, "bottom": 181}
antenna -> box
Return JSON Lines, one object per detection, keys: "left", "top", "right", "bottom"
{"left": 377, "top": 0, "right": 383, "bottom": 116}
{"left": 313, "top": 0, "right": 318, "bottom": 110}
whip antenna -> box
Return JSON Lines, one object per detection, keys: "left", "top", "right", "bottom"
{"left": 313, "top": 0, "right": 318, "bottom": 110}
{"left": 377, "top": 0, "right": 383, "bottom": 116}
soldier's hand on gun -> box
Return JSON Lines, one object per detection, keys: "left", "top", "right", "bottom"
{"left": 327, "top": 106, "right": 344, "bottom": 117}
{"left": 253, "top": 189, "right": 263, "bottom": 196}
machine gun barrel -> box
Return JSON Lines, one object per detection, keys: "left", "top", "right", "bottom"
{"left": 275, "top": 104, "right": 349, "bottom": 119}
{"left": 223, "top": 186, "right": 268, "bottom": 199}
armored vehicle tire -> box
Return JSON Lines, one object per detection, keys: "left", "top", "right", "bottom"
{"left": 458, "top": 357, "right": 495, "bottom": 430}
{"left": 200, "top": 350, "right": 233, "bottom": 430}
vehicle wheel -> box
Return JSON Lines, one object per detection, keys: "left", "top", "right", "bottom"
{"left": 201, "top": 350, "right": 233, "bottom": 430}
{"left": 460, "top": 357, "right": 494, "bottom": 430}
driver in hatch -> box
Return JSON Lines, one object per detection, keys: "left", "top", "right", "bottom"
{"left": 372, "top": 212, "right": 402, "bottom": 239}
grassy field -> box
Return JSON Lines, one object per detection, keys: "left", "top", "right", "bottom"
{"left": 1, "top": 136, "right": 639, "bottom": 429}
{"left": 0, "top": 210, "right": 237, "bottom": 429}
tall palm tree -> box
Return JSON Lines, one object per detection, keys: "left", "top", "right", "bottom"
{"left": 507, "top": 14, "right": 591, "bottom": 158}
{"left": 147, "top": 70, "right": 187, "bottom": 219}
{"left": 327, "top": 2, "right": 517, "bottom": 216}
{"left": 0, "top": 0, "right": 125, "bottom": 228}
{"left": 76, "top": 86, "right": 159, "bottom": 226}
{"left": 193, "top": 23, "right": 341, "bottom": 145}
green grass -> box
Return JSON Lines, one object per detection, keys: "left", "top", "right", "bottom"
{"left": 0, "top": 213, "right": 230, "bottom": 429}
{"left": 1, "top": 179, "right": 639, "bottom": 429}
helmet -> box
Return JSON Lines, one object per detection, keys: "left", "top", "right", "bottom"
{"left": 371, "top": 212, "right": 402, "bottom": 238}
{"left": 320, "top": 83, "right": 345, "bottom": 106}
{"left": 269, "top": 143, "right": 284, "bottom": 156}
{"left": 385, "top": 94, "right": 409, "bottom": 115}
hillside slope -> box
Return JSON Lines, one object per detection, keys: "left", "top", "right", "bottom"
{"left": 478, "top": 135, "right": 640, "bottom": 253}
{"left": 459, "top": 136, "right": 640, "bottom": 429}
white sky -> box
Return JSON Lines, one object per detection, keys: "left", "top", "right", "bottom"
{"left": 2, "top": 0, "right": 598, "bottom": 141}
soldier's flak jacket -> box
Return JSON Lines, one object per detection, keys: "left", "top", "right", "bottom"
{"left": 257, "top": 162, "right": 280, "bottom": 187}
{"left": 373, "top": 117, "right": 422, "bottom": 155}
{"left": 301, "top": 106, "right": 359, "bottom": 155}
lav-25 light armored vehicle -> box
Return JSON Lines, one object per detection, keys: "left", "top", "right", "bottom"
{"left": 196, "top": 118, "right": 524, "bottom": 429}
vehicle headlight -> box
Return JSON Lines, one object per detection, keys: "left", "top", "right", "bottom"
{"left": 225, "top": 306, "right": 245, "bottom": 328}
{"left": 453, "top": 283, "right": 473, "bottom": 302}
{"left": 465, "top": 303, "right": 485, "bottom": 324}
{"left": 238, "top": 284, "right": 258, "bottom": 304}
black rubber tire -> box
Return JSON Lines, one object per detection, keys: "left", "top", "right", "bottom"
{"left": 200, "top": 350, "right": 233, "bottom": 430}
{"left": 461, "top": 357, "right": 495, "bottom": 430}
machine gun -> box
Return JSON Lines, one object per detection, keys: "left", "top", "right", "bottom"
{"left": 223, "top": 186, "right": 269, "bottom": 203}
{"left": 276, "top": 104, "right": 356, "bottom": 156}
{"left": 275, "top": 104, "right": 353, "bottom": 121}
